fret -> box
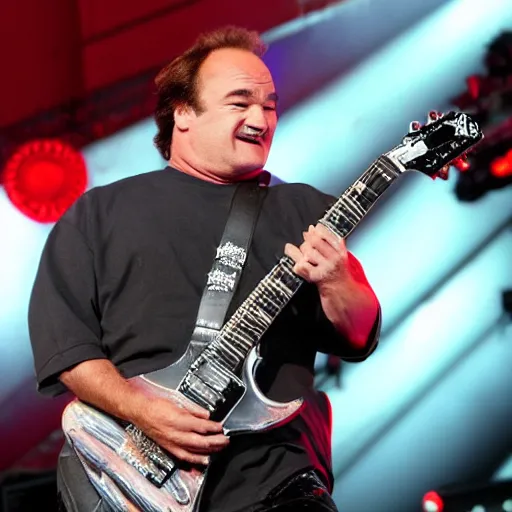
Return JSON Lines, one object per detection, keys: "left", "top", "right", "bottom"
{"left": 188, "top": 156, "right": 402, "bottom": 378}
{"left": 321, "top": 156, "right": 401, "bottom": 238}
{"left": 202, "top": 257, "right": 301, "bottom": 372}
{"left": 219, "top": 340, "right": 245, "bottom": 363}
{"left": 210, "top": 344, "right": 239, "bottom": 369}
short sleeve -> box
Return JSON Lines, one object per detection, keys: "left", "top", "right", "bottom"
{"left": 314, "top": 301, "right": 381, "bottom": 362}
{"left": 28, "top": 216, "right": 105, "bottom": 397}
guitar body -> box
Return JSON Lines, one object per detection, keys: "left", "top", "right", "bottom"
{"left": 61, "top": 112, "right": 483, "bottom": 512}
{"left": 62, "top": 345, "right": 304, "bottom": 512}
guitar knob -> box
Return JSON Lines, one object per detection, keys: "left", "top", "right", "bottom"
{"left": 409, "top": 121, "right": 421, "bottom": 131}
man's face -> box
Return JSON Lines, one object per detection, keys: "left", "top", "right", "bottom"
{"left": 176, "top": 48, "right": 278, "bottom": 180}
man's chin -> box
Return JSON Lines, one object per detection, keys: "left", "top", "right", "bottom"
{"left": 231, "top": 162, "right": 266, "bottom": 177}
{"left": 233, "top": 153, "right": 268, "bottom": 173}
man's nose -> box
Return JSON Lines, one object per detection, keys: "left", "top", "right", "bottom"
{"left": 245, "top": 105, "right": 268, "bottom": 133}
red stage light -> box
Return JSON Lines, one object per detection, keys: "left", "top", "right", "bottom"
{"left": 466, "top": 75, "right": 481, "bottom": 99}
{"left": 491, "top": 157, "right": 511, "bottom": 177}
{"left": 490, "top": 149, "right": 512, "bottom": 178}
{"left": 423, "top": 490, "right": 444, "bottom": 512}
{"left": 458, "top": 159, "right": 471, "bottom": 172}
{"left": 2, "top": 139, "right": 87, "bottom": 223}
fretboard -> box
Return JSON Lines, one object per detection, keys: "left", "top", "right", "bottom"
{"left": 200, "top": 155, "right": 401, "bottom": 372}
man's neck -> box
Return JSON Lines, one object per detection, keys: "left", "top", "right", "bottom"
{"left": 168, "top": 158, "right": 262, "bottom": 185}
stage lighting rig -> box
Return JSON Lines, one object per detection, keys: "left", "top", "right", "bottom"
{"left": 423, "top": 478, "right": 512, "bottom": 512}
{"left": 452, "top": 31, "right": 512, "bottom": 202}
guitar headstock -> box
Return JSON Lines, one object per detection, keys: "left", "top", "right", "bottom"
{"left": 385, "top": 111, "right": 483, "bottom": 180}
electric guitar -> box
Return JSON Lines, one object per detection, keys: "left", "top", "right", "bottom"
{"left": 62, "top": 111, "right": 483, "bottom": 512}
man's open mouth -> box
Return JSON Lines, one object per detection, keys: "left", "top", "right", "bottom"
{"left": 236, "top": 134, "right": 262, "bottom": 145}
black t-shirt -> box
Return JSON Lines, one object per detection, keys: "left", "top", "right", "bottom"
{"left": 29, "top": 166, "right": 378, "bottom": 512}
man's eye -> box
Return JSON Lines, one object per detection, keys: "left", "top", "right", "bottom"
{"left": 232, "top": 103, "right": 248, "bottom": 108}
{"left": 264, "top": 106, "right": 276, "bottom": 111}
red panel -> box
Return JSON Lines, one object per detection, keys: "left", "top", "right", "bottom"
{"left": 82, "top": 0, "right": 299, "bottom": 92}
{"left": 0, "top": 0, "right": 298, "bottom": 127}
{"left": 0, "top": 0, "right": 83, "bottom": 127}
{"left": 78, "top": 0, "right": 187, "bottom": 41}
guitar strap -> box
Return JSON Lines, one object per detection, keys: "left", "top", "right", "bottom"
{"left": 190, "top": 172, "right": 269, "bottom": 346}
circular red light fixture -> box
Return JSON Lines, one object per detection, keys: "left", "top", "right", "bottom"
{"left": 2, "top": 139, "right": 88, "bottom": 223}
{"left": 422, "top": 490, "right": 444, "bottom": 512}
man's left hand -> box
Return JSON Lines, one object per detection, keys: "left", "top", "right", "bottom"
{"left": 284, "top": 223, "right": 379, "bottom": 349}
{"left": 284, "top": 223, "right": 351, "bottom": 286}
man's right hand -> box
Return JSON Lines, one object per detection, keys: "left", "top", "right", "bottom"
{"left": 60, "top": 359, "right": 229, "bottom": 467}
{"left": 133, "top": 396, "right": 229, "bottom": 466}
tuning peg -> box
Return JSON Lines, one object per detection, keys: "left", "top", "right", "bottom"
{"left": 439, "top": 166, "right": 450, "bottom": 180}
{"left": 409, "top": 121, "right": 422, "bottom": 132}
{"left": 431, "top": 164, "right": 450, "bottom": 181}
{"left": 427, "top": 110, "right": 442, "bottom": 124}
{"left": 451, "top": 154, "right": 471, "bottom": 172}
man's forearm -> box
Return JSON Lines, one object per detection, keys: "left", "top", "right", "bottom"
{"left": 318, "top": 278, "right": 379, "bottom": 349}
{"left": 60, "top": 359, "right": 147, "bottom": 424}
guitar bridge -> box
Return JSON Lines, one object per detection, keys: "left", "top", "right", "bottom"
{"left": 125, "top": 424, "right": 176, "bottom": 487}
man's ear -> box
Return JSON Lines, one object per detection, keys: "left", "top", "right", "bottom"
{"left": 174, "top": 104, "right": 195, "bottom": 131}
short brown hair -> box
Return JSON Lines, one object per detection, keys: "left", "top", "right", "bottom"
{"left": 153, "top": 26, "right": 267, "bottom": 160}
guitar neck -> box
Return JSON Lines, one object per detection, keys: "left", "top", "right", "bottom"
{"left": 203, "top": 155, "right": 402, "bottom": 372}
{"left": 320, "top": 155, "right": 402, "bottom": 238}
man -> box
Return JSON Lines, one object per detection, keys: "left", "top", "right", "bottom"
{"left": 29, "top": 26, "right": 380, "bottom": 511}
